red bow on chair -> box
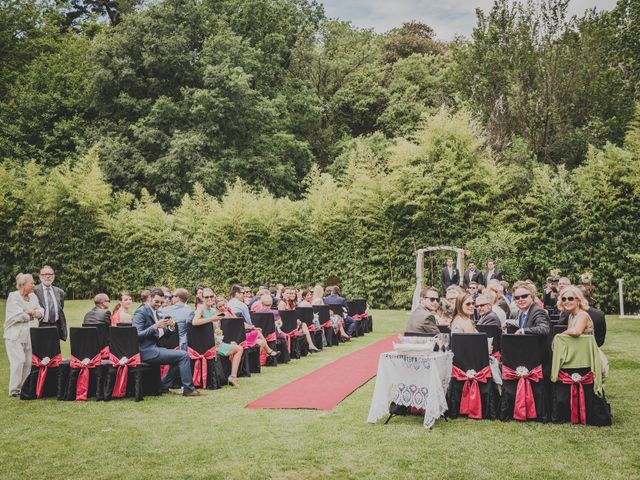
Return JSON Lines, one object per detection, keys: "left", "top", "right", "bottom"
{"left": 502, "top": 365, "right": 543, "bottom": 420}
{"left": 284, "top": 329, "right": 298, "bottom": 353}
{"left": 451, "top": 365, "right": 492, "bottom": 419}
{"left": 260, "top": 332, "right": 278, "bottom": 366}
{"left": 352, "top": 313, "right": 369, "bottom": 320}
{"left": 69, "top": 353, "right": 103, "bottom": 401}
{"left": 31, "top": 353, "right": 63, "bottom": 399}
{"left": 100, "top": 345, "right": 110, "bottom": 360}
{"left": 108, "top": 353, "right": 141, "bottom": 398}
{"left": 187, "top": 346, "right": 217, "bottom": 387}
{"left": 320, "top": 320, "right": 332, "bottom": 329}
{"left": 557, "top": 370, "right": 594, "bottom": 425}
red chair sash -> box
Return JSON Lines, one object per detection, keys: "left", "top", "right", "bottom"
{"left": 100, "top": 345, "right": 110, "bottom": 359}
{"left": 260, "top": 332, "right": 278, "bottom": 365}
{"left": 352, "top": 313, "right": 369, "bottom": 320}
{"left": 502, "top": 364, "right": 543, "bottom": 420}
{"left": 31, "top": 353, "right": 63, "bottom": 399}
{"left": 108, "top": 353, "right": 142, "bottom": 398}
{"left": 187, "top": 346, "right": 217, "bottom": 387}
{"left": 284, "top": 329, "right": 298, "bottom": 353}
{"left": 557, "top": 370, "right": 594, "bottom": 425}
{"left": 308, "top": 324, "right": 316, "bottom": 332}
{"left": 69, "top": 353, "right": 103, "bottom": 401}
{"left": 451, "top": 365, "right": 492, "bottom": 419}
{"left": 321, "top": 321, "right": 333, "bottom": 329}
{"left": 491, "top": 351, "right": 501, "bottom": 363}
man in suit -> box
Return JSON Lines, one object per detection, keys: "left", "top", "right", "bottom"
{"left": 484, "top": 260, "right": 502, "bottom": 285}
{"left": 405, "top": 287, "right": 440, "bottom": 335}
{"left": 476, "top": 294, "right": 502, "bottom": 326}
{"left": 161, "top": 288, "right": 194, "bottom": 351}
{"left": 323, "top": 285, "right": 355, "bottom": 336}
{"left": 34, "top": 265, "right": 67, "bottom": 341}
{"left": 463, "top": 261, "right": 484, "bottom": 289}
{"left": 83, "top": 293, "right": 112, "bottom": 326}
{"left": 440, "top": 257, "right": 459, "bottom": 291}
{"left": 512, "top": 282, "right": 550, "bottom": 335}
{"left": 133, "top": 288, "right": 201, "bottom": 396}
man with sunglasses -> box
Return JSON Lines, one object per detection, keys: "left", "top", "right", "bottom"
{"left": 476, "top": 294, "right": 501, "bottom": 326}
{"left": 405, "top": 287, "right": 440, "bottom": 335}
{"left": 510, "top": 282, "right": 550, "bottom": 335}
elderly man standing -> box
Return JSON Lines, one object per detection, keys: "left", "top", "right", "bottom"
{"left": 83, "top": 293, "right": 112, "bottom": 326}
{"left": 405, "top": 287, "right": 440, "bottom": 335}
{"left": 34, "top": 265, "right": 67, "bottom": 341}
{"left": 511, "top": 282, "right": 550, "bottom": 335}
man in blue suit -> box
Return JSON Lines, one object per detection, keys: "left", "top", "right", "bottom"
{"left": 133, "top": 288, "right": 201, "bottom": 396}
{"left": 323, "top": 286, "right": 356, "bottom": 337}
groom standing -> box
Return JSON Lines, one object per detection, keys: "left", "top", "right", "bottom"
{"left": 133, "top": 288, "right": 201, "bottom": 396}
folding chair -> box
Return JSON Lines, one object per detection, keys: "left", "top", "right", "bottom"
{"left": 66, "top": 327, "right": 108, "bottom": 401}
{"left": 104, "top": 326, "right": 159, "bottom": 401}
{"left": 296, "top": 307, "right": 322, "bottom": 352}
{"left": 21, "top": 327, "right": 68, "bottom": 400}
{"left": 220, "top": 318, "right": 252, "bottom": 377}
{"left": 499, "top": 334, "right": 547, "bottom": 422}
{"left": 251, "top": 312, "right": 279, "bottom": 366}
{"left": 448, "top": 333, "right": 499, "bottom": 420}
{"left": 187, "top": 323, "right": 224, "bottom": 389}
{"left": 279, "top": 310, "right": 301, "bottom": 359}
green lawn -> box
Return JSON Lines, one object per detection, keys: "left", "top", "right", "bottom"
{"left": 1, "top": 300, "right": 639, "bottom": 479}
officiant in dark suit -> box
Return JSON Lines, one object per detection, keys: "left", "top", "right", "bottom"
{"left": 463, "top": 261, "right": 484, "bottom": 289}
{"left": 33, "top": 265, "right": 67, "bottom": 341}
{"left": 440, "top": 257, "right": 459, "bottom": 291}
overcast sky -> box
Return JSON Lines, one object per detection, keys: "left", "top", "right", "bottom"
{"left": 320, "top": 0, "right": 618, "bottom": 40}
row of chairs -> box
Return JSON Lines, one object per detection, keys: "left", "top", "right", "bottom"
{"left": 21, "top": 300, "right": 373, "bottom": 401}
{"left": 402, "top": 328, "right": 610, "bottom": 426}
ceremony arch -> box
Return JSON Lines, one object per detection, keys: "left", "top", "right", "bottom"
{"left": 412, "top": 245, "right": 468, "bottom": 311}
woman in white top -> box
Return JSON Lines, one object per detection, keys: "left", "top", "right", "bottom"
{"left": 4, "top": 273, "right": 44, "bottom": 396}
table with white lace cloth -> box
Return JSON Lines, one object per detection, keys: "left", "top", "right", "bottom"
{"left": 367, "top": 351, "right": 453, "bottom": 429}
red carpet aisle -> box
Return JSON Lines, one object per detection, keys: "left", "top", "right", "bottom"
{"left": 245, "top": 335, "right": 396, "bottom": 410}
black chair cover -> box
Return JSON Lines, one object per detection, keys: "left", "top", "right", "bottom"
{"left": 551, "top": 367, "right": 611, "bottom": 426}
{"left": 296, "top": 307, "right": 323, "bottom": 351}
{"left": 187, "top": 323, "right": 224, "bottom": 389}
{"left": 279, "top": 310, "right": 301, "bottom": 359}
{"left": 498, "top": 334, "right": 547, "bottom": 422}
{"left": 82, "top": 322, "right": 109, "bottom": 351}
{"left": 346, "top": 300, "right": 367, "bottom": 336}
{"left": 403, "top": 332, "right": 436, "bottom": 337}
{"left": 65, "top": 327, "right": 107, "bottom": 401}
{"left": 476, "top": 324, "right": 501, "bottom": 354}
{"left": 313, "top": 305, "right": 334, "bottom": 347}
{"left": 219, "top": 318, "right": 252, "bottom": 377}
{"left": 448, "top": 333, "right": 499, "bottom": 420}
{"left": 104, "top": 327, "right": 159, "bottom": 401}
{"left": 157, "top": 329, "right": 179, "bottom": 349}
{"left": 438, "top": 325, "right": 451, "bottom": 334}
{"left": 21, "top": 327, "right": 68, "bottom": 400}
{"left": 251, "top": 312, "right": 279, "bottom": 366}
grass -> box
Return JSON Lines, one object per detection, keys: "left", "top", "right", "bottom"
{"left": 1, "top": 300, "right": 639, "bottom": 479}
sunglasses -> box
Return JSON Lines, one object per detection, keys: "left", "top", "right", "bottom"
{"left": 203, "top": 295, "right": 215, "bottom": 299}
{"left": 561, "top": 296, "right": 575, "bottom": 302}
{"left": 514, "top": 293, "right": 530, "bottom": 300}
{"left": 426, "top": 297, "right": 439, "bottom": 302}
{"left": 475, "top": 303, "right": 490, "bottom": 308}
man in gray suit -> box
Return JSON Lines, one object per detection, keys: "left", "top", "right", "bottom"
{"left": 511, "top": 282, "right": 550, "bottom": 336}
{"left": 83, "top": 293, "right": 112, "bottom": 326}
{"left": 405, "top": 287, "right": 440, "bottom": 335}
{"left": 476, "top": 294, "right": 502, "bottom": 327}
{"left": 34, "top": 265, "right": 67, "bottom": 341}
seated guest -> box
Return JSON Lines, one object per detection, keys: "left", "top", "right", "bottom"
{"left": 217, "top": 297, "right": 280, "bottom": 358}
{"left": 162, "top": 288, "right": 194, "bottom": 350}
{"left": 511, "top": 281, "right": 550, "bottom": 335}
{"left": 133, "top": 288, "right": 201, "bottom": 396}
{"left": 250, "top": 288, "right": 271, "bottom": 312}
{"left": 543, "top": 277, "right": 559, "bottom": 310}
{"left": 501, "top": 281, "right": 512, "bottom": 304}
{"left": 4, "top": 273, "right": 44, "bottom": 397}
{"left": 558, "top": 285, "right": 607, "bottom": 348}
{"left": 557, "top": 285, "right": 608, "bottom": 375}
{"left": 487, "top": 280, "right": 510, "bottom": 320}
{"left": 467, "top": 282, "right": 480, "bottom": 320}
{"left": 524, "top": 281, "right": 545, "bottom": 308}
{"left": 192, "top": 289, "right": 243, "bottom": 386}
{"left": 243, "top": 287, "right": 254, "bottom": 306}
{"left": 298, "top": 289, "right": 314, "bottom": 307}
{"left": 446, "top": 285, "right": 464, "bottom": 303}
{"left": 111, "top": 291, "right": 133, "bottom": 326}
{"left": 405, "top": 287, "right": 439, "bottom": 335}
{"left": 323, "top": 286, "right": 356, "bottom": 337}
{"left": 279, "top": 287, "right": 320, "bottom": 351}
{"left": 228, "top": 284, "right": 253, "bottom": 324}
{"left": 312, "top": 285, "right": 325, "bottom": 305}
{"left": 450, "top": 293, "right": 477, "bottom": 333}
{"left": 83, "top": 293, "right": 112, "bottom": 326}
{"left": 436, "top": 298, "right": 454, "bottom": 326}
{"left": 476, "top": 294, "right": 502, "bottom": 327}
{"left": 194, "top": 286, "right": 204, "bottom": 309}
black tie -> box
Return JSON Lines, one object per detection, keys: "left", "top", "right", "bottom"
{"left": 46, "top": 288, "right": 56, "bottom": 323}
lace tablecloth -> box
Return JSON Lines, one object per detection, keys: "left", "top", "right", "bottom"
{"left": 367, "top": 351, "right": 453, "bottom": 429}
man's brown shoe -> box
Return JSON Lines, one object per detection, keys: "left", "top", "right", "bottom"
{"left": 183, "top": 389, "right": 202, "bottom": 397}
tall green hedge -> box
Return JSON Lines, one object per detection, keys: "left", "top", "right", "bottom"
{"left": 1, "top": 110, "right": 638, "bottom": 312}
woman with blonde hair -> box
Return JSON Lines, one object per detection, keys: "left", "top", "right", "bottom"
{"left": 4, "top": 273, "right": 44, "bottom": 397}
{"left": 557, "top": 285, "right": 608, "bottom": 375}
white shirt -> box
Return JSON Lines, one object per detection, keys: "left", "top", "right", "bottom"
{"left": 43, "top": 286, "right": 59, "bottom": 323}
